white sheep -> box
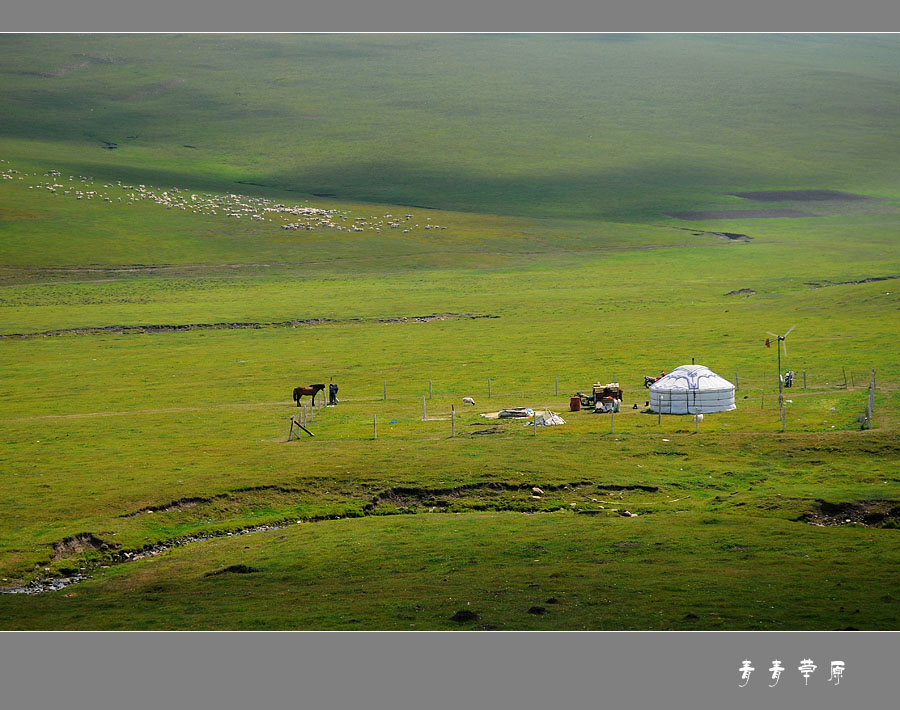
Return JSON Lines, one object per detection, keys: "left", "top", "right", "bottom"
{"left": 462, "top": 397, "right": 476, "bottom": 406}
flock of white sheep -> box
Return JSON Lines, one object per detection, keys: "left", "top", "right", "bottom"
{"left": 0, "top": 158, "right": 447, "bottom": 236}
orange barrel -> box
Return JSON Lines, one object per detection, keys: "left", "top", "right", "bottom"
{"left": 569, "top": 396, "right": 581, "bottom": 412}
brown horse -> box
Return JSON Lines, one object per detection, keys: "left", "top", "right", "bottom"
{"left": 293, "top": 384, "right": 326, "bottom": 406}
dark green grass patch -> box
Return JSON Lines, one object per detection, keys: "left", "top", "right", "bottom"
{"left": 2, "top": 35, "right": 900, "bottom": 221}
{"left": 2, "top": 512, "right": 898, "bottom": 630}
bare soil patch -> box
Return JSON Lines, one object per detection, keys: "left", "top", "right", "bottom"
{"left": 367, "top": 480, "right": 655, "bottom": 514}
{"left": 730, "top": 190, "right": 872, "bottom": 202}
{"left": 24, "top": 61, "right": 91, "bottom": 78}
{"left": 665, "top": 209, "right": 815, "bottom": 220}
{"left": 121, "top": 485, "right": 306, "bottom": 518}
{"left": 717, "top": 232, "right": 752, "bottom": 242}
{"left": 123, "top": 496, "right": 210, "bottom": 518}
{"left": 450, "top": 610, "right": 479, "bottom": 623}
{"left": 469, "top": 426, "right": 505, "bottom": 436}
{"left": 52, "top": 533, "right": 118, "bottom": 561}
{"left": 204, "top": 564, "right": 261, "bottom": 577}
{"left": 125, "top": 78, "right": 186, "bottom": 101}
{"left": 805, "top": 275, "right": 900, "bottom": 289}
{"left": 725, "top": 288, "right": 756, "bottom": 296}
{"left": 800, "top": 500, "right": 900, "bottom": 528}
{"left": 0, "top": 313, "right": 498, "bottom": 339}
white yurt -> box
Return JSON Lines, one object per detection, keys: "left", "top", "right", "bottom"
{"left": 649, "top": 365, "right": 736, "bottom": 414}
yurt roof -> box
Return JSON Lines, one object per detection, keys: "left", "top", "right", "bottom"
{"left": 649, "top": 365, "right": 734, "bottom": 391}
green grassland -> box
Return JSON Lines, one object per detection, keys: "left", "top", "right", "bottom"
{"left": 1, "top": 34, "right": 899, "bottom": 629}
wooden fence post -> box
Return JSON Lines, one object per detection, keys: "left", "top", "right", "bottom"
{"left": 610, "top": 409, "right": 614, "bottom": 434}
{"left": 734, "top": 372, "right": 739, "bottom": 391}
{"left": 429, "top": 380, "right": 432, "bottom": 400}
{"left": 867, "top": 369, "right": 876, "bottom": 429}
{"left": 488, "top": 378, "right": 491, "bottom": 399}
{"left": 383, "top": 381, "right": 387, "bottom": 400}
{"left": 555, "top": 376, "right": 558, "bottom": 396}
{"left": 289, "top": 415, "right": 314, "bottom": 439}
{"left": 373, "top": 414, "right": 377, "bottom": 440}
{"left": 422, "top": 395, "right": 426, "bottom": 421}
{"left": 451, "top": 405, "right": 455, "bottom": 438}
{"left": 803, "top": 370, "right": 807, "bottom": 389}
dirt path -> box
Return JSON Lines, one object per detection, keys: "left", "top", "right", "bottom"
{"left": 0, "top": 313, "right": 497, "bottom": 339}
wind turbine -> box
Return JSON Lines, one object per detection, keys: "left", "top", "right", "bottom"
{"left": 766, "top": 326, "right": 795, "bottom": 432}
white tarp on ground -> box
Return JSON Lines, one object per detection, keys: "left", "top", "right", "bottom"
{"left": 532, "top": 411, "right": 566, "bottom": 426}
{"left": 649, "top": 365, "right": 736, "bottom": 414}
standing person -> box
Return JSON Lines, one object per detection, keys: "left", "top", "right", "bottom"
{"left": 329, "top": 383, "right": 339, "bottom": 406}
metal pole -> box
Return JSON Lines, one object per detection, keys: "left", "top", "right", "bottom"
{"left": 488, "top": 378, "right": 491, "bottom": 399}
{"left": 429, "top": 380, "right": 432, "bottom": 400}
{"left": 870, "top": 369, "right": 876, "bottom": 413}
{"left": 383, "top": 381, "right": 386, "bottom": 400}
{"left": 695, "top": 411, "right": 699, "bottom": 434}
{"left": 735, "top": 372, "right": 739, "bottom": 391}
{"left": 868, "top": 369, "right": 876, "bottom": 428}
{"left": 373, "top": 414, "right": 377, "bottom": 440}
{"left": 803, "top": 370, "right": 807, "bottom": 389}
{"left": 843, "top": 367, "right": 848, "bottom": 388}
{"left": 533, "top": 412, "right": 537, "bottom": 436}
{"left": 555, "top": 376, "right": 558, "bottom": 396}
{"left": 610, "top": 409, "right": 614, "bottom": 434}
{"left": 451, "top": 405, "right": 455, "bottom": 438}
{"left": 778, "top": 340, "right": 784, "bottom": 432}
{"left": 422, "top": 395, "right": 426, "bottom": 421}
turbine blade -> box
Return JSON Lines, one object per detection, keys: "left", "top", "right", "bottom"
{"left": 785, "top": 325, "right": 796, "bottom": 337}
{"left": 782, "top": 339, "right": 787, "bottom": 357}
{"left": 766, "top": 332, "right": 779, "bottom": 338}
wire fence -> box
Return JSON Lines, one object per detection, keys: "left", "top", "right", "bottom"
{"left": 334, "top": 369, "right": 880, "bottom": 404}
{"left": 288, "top": 369, "right": 881, "bottom": 440}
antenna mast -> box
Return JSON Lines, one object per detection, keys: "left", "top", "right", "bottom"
{"left": 766, "top": 326, "right": 795, "bottom": 432}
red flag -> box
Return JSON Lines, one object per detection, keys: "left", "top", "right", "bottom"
{"left": 765, "top": 338, "right": 771, "bottom": 348}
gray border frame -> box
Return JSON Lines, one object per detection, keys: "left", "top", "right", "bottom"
{"left": 0, "top": 631, "right": 894, "bottom": 708}
{"left": 3, "top": 0, "right": 900, "bottom": 31}
{"left": 2, "top": 0, "right": 899, "bottom": 706}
